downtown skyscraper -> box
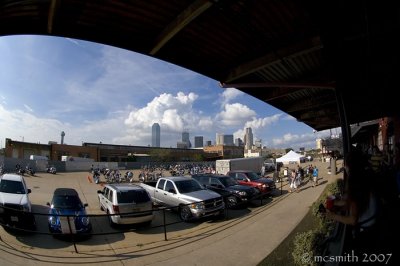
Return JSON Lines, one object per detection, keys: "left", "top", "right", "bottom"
{"left": 151, "top": 123, "right": 160, "bottom": 147}
{"left": 244, "top": 127, "right": 253, "bottom": 150}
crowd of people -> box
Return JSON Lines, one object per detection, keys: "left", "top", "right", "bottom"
{"left": 285, "top": 164, "right": 319, "bottom": 193}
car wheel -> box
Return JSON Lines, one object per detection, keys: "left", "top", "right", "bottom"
{"left": 179, "top": 206, "right": 192, "bottom": 222}
{"left": 226, "top": 196, "right": 238, "bottom": 209}
{"left": 99, "top": 200, "right": 104, "bottom": 211}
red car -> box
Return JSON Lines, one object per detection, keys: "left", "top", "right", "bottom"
{"left": 227, "top": 170, "right": 276, "bottom": 196}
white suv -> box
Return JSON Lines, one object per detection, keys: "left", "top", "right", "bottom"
{"left": 0, "top": 173, "right": 35, "bottom": 229}
{"left": 97, "top": 183, "right": 153, "bottom": 226}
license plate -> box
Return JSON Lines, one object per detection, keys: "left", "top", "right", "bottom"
{"left": 10, "top": 216, "right": 18, "bottom": 222}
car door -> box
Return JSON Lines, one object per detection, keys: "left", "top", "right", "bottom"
{"left": 210, "top": 177, "right": 225, "bottom": 194}
{"left": 99, "top": 187, "right": 110, "bottom": 212}
{"left": 162, "top": 180, "right": 180, "bottom": 207}
{"left": 106, "top": 189, "right": 114, "bottom": 213}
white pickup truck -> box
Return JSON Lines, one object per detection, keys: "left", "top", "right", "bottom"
{"left": 139, "top": 176, "right": 225, "bottom": 222}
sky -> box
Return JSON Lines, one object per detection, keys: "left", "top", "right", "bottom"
{"left": 0, "top": 35, "right": 338, "bottom": 150}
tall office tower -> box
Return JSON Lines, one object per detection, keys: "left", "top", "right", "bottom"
{"left": 194, "top": 136, "right": 204, "bottom": 148}
{"left": 182, "top": 131, "right": 191, "bottom": 148}
{"left": 152, "top": 123, "right": 160, "bottom": 147}
{"left": 216, "top": 133, "right": 224, "bottom": 145}
{"left": 254, "top": 138, "right": 262, "bottom": 149}
{"left": 223, "top": 134, "right": 234, "bottom": 145}
{"left": 205, "top": 140, "right": 212, "bottom": 146}
{"left": 244, "top": 127, "right": 253, "bottom": 150}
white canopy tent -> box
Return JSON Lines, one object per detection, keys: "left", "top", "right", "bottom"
{"left": 276, "top": 150, "right": 305, "bottom": 164}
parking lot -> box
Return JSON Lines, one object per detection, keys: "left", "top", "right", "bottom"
{"left": 0, "top": 161, "right": 339, "bottom": 266}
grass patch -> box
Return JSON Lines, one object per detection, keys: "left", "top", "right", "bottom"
{"left": 259, "top": 179, "right": 343, "bottom": 266}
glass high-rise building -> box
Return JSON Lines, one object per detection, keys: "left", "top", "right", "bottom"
{"left": 244, "top": 127, "right": 253, "bottom": 150}
{"left": 152, "top": 123, "right": 160, "bottom": 147}
{"left": 194, "top": 136, "right": 203, "bottom": 148}
{"left": 182, "top": 131, "right": 191, "bottom": 148}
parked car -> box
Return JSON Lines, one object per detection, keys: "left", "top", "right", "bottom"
{"left": 47, "top": 188, "right": 92, "bottom": 235}
{"left": 97, "top": 183, "right": 153, "bottom": 226}
{"left": 0, "top": 173, "right": 35, "bottom": 229}
{"left": 192, "top": 174, "right": 260, "bottom": 208}
{"left": 227, "top": 170, "right": 276, "bottom": 196}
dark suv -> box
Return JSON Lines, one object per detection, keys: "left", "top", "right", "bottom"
{"left": 227, "top": 170, "right": 276, "bottom": 196}
{"left": 192, "top": 174, "right": 260, "bottom": 208}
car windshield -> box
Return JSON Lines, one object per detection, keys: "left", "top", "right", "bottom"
{"left": 117, "top": 190, "right": 150, "bottom": 204}
{"left": 246, "top": 172, "right": 261, "bottom": 181}
{"left": 0, "top": 180, "right": 25, "bottom": 194}
{"left": 52, "top": 195, "right": 83, "bottom": 210}
{"left": 219, "top": 176, "right": 238, "bottom": 187}
{"left": 174, "top": 180, "right": 203, "bottom": 193}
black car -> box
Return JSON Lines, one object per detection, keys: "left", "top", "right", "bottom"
{"left": 192, "top": 174, "right": 260, "bottom": 208}
{"left": 47, "top": 188, "right": 92, "bottom": 236}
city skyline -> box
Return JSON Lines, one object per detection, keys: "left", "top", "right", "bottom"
{"left": 0, "top": 35, "right": 338, "bottom": 150}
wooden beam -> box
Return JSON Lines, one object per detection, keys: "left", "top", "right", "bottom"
{"left": 220, "top": 81, "right": 335, "bottom": 89}
{"left": 150, "top": 0, "right": 213, "bottom": 55}
{"left": 223, "top": 36, "right": 323, "bottom": 82}
{"left": 47, "top": 0, "right": 59, "bottom": 34}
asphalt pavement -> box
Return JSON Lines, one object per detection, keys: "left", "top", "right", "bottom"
{"left": 0, "top": 160, "right": 341, "bottom": 266}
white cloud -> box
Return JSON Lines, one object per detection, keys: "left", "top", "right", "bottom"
{"left": 124, "top": 92, "right": 198, "bottom": 131}
{"left": 217, "top": 103, "right": 256, "bottom": 126}
{"left": 122, "top": 92, "right": 216, "bottom": 146}
{"left": 272, "top": 133, "right": 300, "bottom": 146}
{"left": 283, "top": 114, "right": 296, "bottom": 121}
{"left": 23, "top": 104, "right": 34, "bottom": 112}
{"left": 65, "top": 38, "right": 82, "bottom": 47}
{"left": 219, "top": 88, "right": 243, "bottom": 107}
{"left": 270, "top": 129, "right": 337, "bottom": 149}
{"left": 0, "top": 104, "right": 68, "bottom": 144}
{"left": 244, "top": 114, "right": 282, "bottom": 129}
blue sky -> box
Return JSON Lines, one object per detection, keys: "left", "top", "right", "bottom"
{"left": 0, "top": 35, "right": 336, "bottom": 150}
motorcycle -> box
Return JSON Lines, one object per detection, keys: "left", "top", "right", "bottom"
{"left": 93, "top": 169, "right": 101, "bottom": 184}
{"left": 25, "top": 165, "right": 36, "bottom": 176}
{"left": 125, "top": 171, "right": 134, "bottom": 182}
{"left": 46, "top": 166, "right": 57, "bottom": 174}
{"left": 138, "top": 172, "right": 145, "bottom": 182}
{"left": 16, "top": 164, "right": 25, "bottom": 176}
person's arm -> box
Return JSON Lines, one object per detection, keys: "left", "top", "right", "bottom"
{"left": 325, "top": 200, "right": 358, "bottom": 226}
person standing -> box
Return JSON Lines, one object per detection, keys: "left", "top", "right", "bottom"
{"left": 289, "top": 169, "right": 298, "bottom": 193}
{"left": 312, "top": 166, "right": 319, "bottom": 187}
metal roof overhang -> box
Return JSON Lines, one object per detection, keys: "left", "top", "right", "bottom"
{"left": 1, "top": 0, "right": 399, "bottom": 131}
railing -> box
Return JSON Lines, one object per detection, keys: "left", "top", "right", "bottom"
{"left": 0, "top": 190, "right": 276, "bottom": 253}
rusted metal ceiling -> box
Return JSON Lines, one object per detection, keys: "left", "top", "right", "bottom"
{"left": 1, "top": 0, "right": 399, "bottom": 131}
